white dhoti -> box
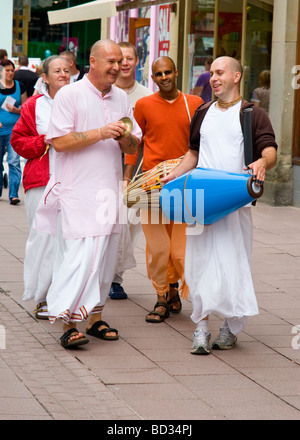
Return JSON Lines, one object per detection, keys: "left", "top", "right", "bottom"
{"left": 47, "top": 233, "right": 119, "bottom": 323}
{"left": 23, "top": 187, "right": 56, "bottom": 303}
{"left": 185, "top": 207, "right": 259, "bottom": 335}
{"left": 185, "top": 101, "right": 261, "bottom": 335}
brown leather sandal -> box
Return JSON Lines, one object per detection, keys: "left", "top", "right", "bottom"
{"left": 145, "top": 302, "right": 170, "bottom": 323}
{"left": 166, "top": 282, "right": 182, "bottom": 314}
{"left": 60, "top": 328, "right": 89, "bottom": 348}
{"left": 86, "top": 320, "right": 119, "bottom": 340}
{"left": 33, "top": 301, "right": 48, "bottom": 320}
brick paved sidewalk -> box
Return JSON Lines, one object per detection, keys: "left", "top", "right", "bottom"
{"left": 0, "top": 186, "right": 300, "bottom": 420}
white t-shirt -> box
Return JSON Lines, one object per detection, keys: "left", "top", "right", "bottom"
{"left": 198, "top": 101, "right": 245, "bottom": 173}
{"left": 127, "top": 81, "right": 153, "bottom": 108}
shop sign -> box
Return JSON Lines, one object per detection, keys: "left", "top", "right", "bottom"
{"left": 158, "top": 4, "right": 170, "bottom": 56}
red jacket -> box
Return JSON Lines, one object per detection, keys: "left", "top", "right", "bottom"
{"left": 11, "top": 94, "right": 50, "bottom": 192}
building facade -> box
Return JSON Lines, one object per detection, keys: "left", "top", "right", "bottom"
{"left": 1, "top": 0, "right": 299, "bottom": 207}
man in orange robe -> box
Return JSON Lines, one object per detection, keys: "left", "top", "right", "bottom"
{"left": 124, "top": 56, "right": 202, "bottom": 322}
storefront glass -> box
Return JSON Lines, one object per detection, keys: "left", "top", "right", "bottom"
{"left": 244, "top": 0, "right": 273, "bottom": 101}
{"left": 13, "top": 0, "right": 101, "bottom": 70}
{"left": 189, "top": 0, "right": 215, "bottom": 92}
{"left": 189, "top": 0, "right": 273, "bottom": 101}
{"left": 135, "top": 6, "right": 151, "bottom": 86}
{"left": 217, "top": 0, "right": 243, "bottom": 59}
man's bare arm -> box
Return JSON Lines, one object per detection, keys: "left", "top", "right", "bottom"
{"left": 161, "top": 149, "right": 199, "bottom": 184}
{"left": 52, "top": 121, "right": 130, "bottom": 153}
{"left": 246, "top": 146, "right": 277, "bottom": 184}
{"left": 119, "top": 135, "right": 139, "bottom": 155}
{"left": 52, "top": 129, "right": 100, "bottom": 152}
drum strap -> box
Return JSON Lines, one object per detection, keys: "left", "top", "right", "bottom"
{"left": 243, "top": 107, "right": 258, "bottom": 206}
{"left": 243, "top": 108, "right": 253, "bottom": 167}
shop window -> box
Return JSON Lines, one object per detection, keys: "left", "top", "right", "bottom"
{"left": 244, "top": 0, "right": 273, "bottom": 103}
{"left": 188, "top": 0, "right": 273, "bottom": 103}
{"left": 13, "top": 0, "right": 101, "bottom": 70}
{"left": 189, "top": 0, "right": 215, "bottom": 94}
{"left": 217, "top": 0, "right": 243, "bottom": 59}
{"left": 135, "top": 6, "right": 151, "bottom": 87}
{"left": 13, "top": 4, "right": 29, "bottom": 56}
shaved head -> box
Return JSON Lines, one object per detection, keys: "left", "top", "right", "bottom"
{"left": 210, "top": 56, "right": 243, "bottom": 101}
{"left": 88, "top": 39, "right": 123, "bottom": 91}
{"left": 90, "top": 39, "right": 121, "bottom": 59}
{"left": 215, "top": 56, "right": 243, "bottom": 80}
{"left": 152, "top": 56, "right": 176, "bottom": 75}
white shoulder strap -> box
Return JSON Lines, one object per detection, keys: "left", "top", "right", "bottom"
{"left": 182, "top": 93, "right": 191, "bottom": 122}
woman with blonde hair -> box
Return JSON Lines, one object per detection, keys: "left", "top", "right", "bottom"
{"left": 251, "top": 70, "right": 270, "bottom": 114}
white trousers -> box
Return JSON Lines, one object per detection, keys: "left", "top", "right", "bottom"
{"left": 23, "top": 187, "right": 56, "bottom": 303}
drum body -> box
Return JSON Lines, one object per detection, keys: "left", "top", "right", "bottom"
{"left": 160, "top": 168, "right": 263, "bottom": 225}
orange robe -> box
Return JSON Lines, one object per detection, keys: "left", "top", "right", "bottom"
{"left": 125, "top": 92, "right": 203, "bottom": 299}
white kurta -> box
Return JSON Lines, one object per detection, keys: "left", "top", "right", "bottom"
{"left": 185, "top": 102, "right": 259, "bottom": 335}
{"left": 35, "top": 75, "right": 142, "bottom": 240}
{"left": 32, "top": 75, "right": 142, "bottom": 323}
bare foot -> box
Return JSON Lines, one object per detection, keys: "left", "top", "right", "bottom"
{"left": 167, "top": 284, "right": 182, "bottom": 313}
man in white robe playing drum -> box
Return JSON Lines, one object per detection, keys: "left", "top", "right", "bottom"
{"left": 162, "top": 56, "right": 277, "bottom": 355}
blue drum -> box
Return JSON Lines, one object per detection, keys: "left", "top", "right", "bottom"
{"left": 160, "top": 168, "right": 263, "bottom": 225}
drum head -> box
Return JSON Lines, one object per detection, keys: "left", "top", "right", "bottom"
{"left": 247, "top": 175, "right": 264, "bottom": 199}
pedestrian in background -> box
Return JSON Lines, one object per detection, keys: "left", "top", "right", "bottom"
{"left": 193, "top": 57, "right": 213, "bottom": 102}
{"left": 60, "top": 50, "right": 85, "bottom": 83}
{"left": 14, "top": 55, "right": 39, "bottom": 98}
{"left": 0, "top": 49, "right": 8, "bottom": 64}
{"left": 251, "top": 70, "right": 271, "bottom": 114}
{"left": 0, "top": 59, "right": 27, "bottom": 204}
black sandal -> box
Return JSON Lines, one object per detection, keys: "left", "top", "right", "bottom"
{"left": 145, "top": 302, "right": 170, "bottom": 323}
{"left": 60, "top": 328, "right": 89, "bottom": 348}
{"left": 86, "top": 320, "right": 119, "bottom": 340}
{"left": 166, "top": 282, "right": 182, "bottom": 314}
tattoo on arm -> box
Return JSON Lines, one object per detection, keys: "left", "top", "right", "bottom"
{"left": 71, "top": 132, "right": 88, "bottom": 141}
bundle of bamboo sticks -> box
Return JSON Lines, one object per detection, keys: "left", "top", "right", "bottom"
{"left": 124, "top": 157, "right": 182, "bottom": 209}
